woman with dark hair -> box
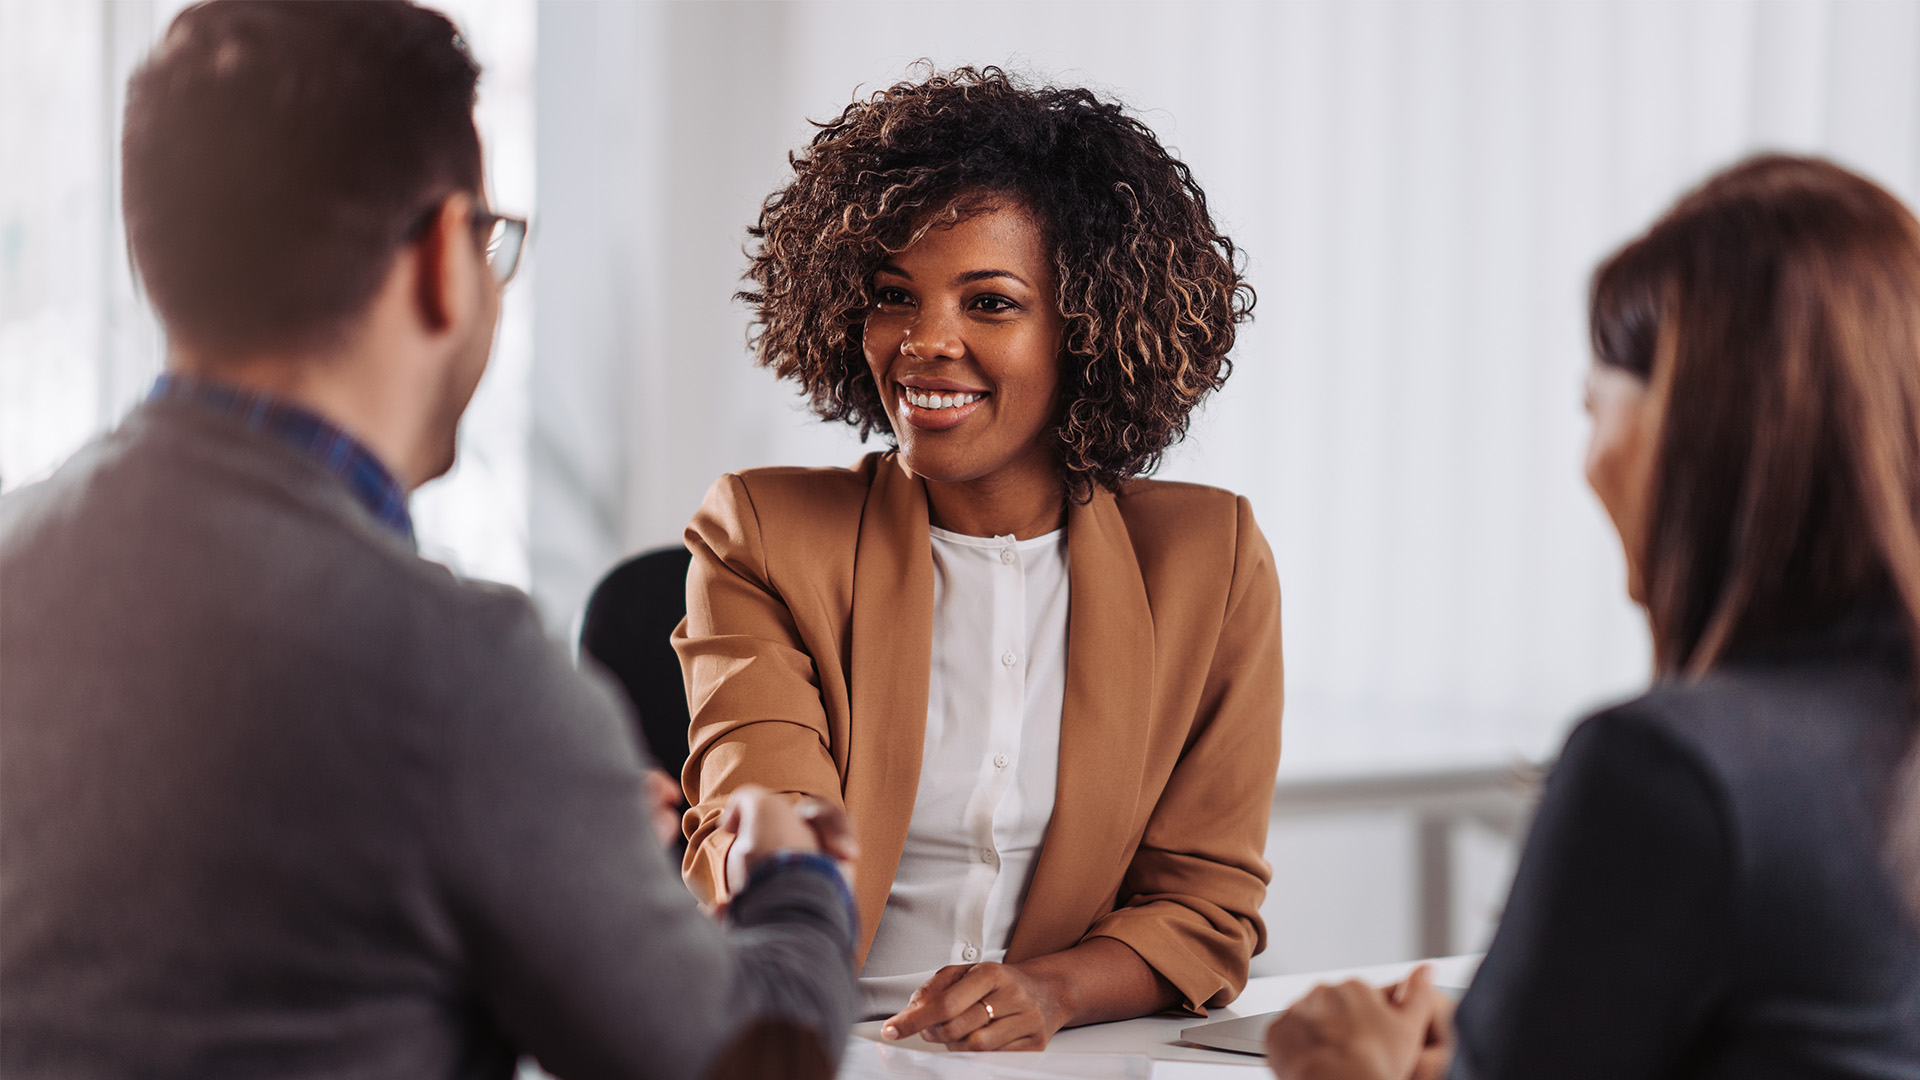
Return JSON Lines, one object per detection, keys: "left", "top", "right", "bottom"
{"left": 1266, "top": 154, "right": 1920, "bottom": 1079}
{"left": 672, "top": 67, "right": 1279, "bottom": 1050}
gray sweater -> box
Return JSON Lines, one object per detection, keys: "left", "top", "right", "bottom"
{"left": 0, "top": 400, "right": 856, "bottom": 1079}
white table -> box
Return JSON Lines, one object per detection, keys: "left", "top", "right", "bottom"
{"left": 845, "top": 954, "right": 1481, "bottom": 1078}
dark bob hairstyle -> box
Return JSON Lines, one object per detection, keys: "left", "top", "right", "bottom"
{"left": 739, "top": 65, "right": 1255, "bottom": 499}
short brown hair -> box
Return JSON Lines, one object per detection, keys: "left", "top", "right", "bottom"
{"left": 122, "top": 0, "right": 482, "bottom": 356}
{"left": 740, "top": 66, "right": 1254, "bottom": 500}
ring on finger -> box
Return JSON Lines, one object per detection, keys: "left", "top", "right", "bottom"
{"left": 982, "top": 1001, "right": 995, "bottom": 1024}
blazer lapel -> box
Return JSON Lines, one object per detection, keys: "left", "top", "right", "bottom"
{"left": 844, "top": 453, "right": 935, "bottom": 966}
{"left": 1005, "top": 488, "right": 1156, "bottom": 962}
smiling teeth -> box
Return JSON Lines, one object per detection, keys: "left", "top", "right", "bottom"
{"left": 904, "top": 389, "right": 984, "bottom": 410}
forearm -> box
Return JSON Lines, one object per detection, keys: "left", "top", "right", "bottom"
{"left": 680, "top": 812, "right": 729, "bottom": 903}
{"left": 1016, "top": 936, "right": 1181, "bottom": 1029}
{"left": 722, "top": 860, "right": 860, "bottom": 1046}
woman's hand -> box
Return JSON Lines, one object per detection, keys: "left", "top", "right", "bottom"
{"left": 642, "top": 767, "right": 684, "bottom": 849}
{"left": 1265, "top": 965, "right": 1456, "bottom": 1080}
{"left": 880, "top": 937, "right": 1179, "bottom": 1051}
{"left": 880, "top": 961, "right": 1066, "bottom": 1051}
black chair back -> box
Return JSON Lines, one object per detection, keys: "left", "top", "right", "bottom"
{"left": 580, "top": 545, "right": 696, "bottom": 794}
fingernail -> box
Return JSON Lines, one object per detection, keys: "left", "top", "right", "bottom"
{"left": 882, "top": 1025, "right": 899, "bottom": 1040}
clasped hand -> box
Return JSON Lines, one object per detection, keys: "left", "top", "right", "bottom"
{"left": 1265, "top": 965, "right": 1456, "bottom": 1080}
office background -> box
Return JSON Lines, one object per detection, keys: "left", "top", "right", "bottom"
{"left": 7, "top": 0, "right": 1920, "bottom": 974}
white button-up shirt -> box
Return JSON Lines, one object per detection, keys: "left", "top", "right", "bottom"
{"left": 857, "top": 525, "right": 1069, "bottom": 1018}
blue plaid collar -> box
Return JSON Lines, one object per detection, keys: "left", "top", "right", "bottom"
{"left": 148, "top": 373, "right": 415, "bottom": 545}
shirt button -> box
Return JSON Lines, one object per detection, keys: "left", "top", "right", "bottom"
{"left": 993, "top": 752, "right": 1009, "bottom": 769}
{"left": 981, "top": 849, "right": 997, "bottom": 864}
{"left": 962, "top": 944, "right": 979, "bottom": 962}
{"left": 1001, "top": 651, "right": 1017, "bottom": 667}
{"left": 1000, "top": 549, "right": 1015, "bottom": 565}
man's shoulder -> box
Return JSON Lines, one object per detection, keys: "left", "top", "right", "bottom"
{"left": 2, "top": 403, "right": 549, "bottom": 677}
{"left": 0, "top": 416, "right": 147, "bottom": 545}
{"left": 5, "top": 399, "right": 362, "bottom": 540}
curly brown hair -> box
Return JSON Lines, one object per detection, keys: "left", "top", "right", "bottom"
{"left": 739, "top": 65, "right": 1255, "bottom": 498}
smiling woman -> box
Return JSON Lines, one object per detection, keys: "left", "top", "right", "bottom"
{"left": 864, "top": 200, "right": 1066, "bottom": 538}
{"left": 669, "top": 66, "right": 1279, "bottom": 1051}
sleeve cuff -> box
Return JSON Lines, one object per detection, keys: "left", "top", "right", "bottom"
{"left": 734, "top": 852, "right": 860, "bottom": 949}
{"left": 1085, "top": 906, "right": 1255, "bottom": 1015}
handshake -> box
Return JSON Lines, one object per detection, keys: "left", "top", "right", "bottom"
{"left": 642, "top": 770, "right": 858, "bottom": 899}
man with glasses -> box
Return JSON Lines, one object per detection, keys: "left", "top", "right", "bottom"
{"left": 0, "top": 3, "right": 856, "bottom": 1078}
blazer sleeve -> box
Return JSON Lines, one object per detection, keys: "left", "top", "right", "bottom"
{"left": 1447, "top": 707, "right": 1734, "bottom": 1080}
{"left": 435, "top": 590, "right": 858, "bottom": 1080}
{"left": 675, "top": 473, "right": 846, "bottom": 905}
{"left": 1085, "top": 496, "right": 1284, "bottom": 1012}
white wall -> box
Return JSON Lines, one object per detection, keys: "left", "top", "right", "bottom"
{"left": 0, "top": 0, "right": 537, "bottom": 588}
{"left": 1, "top": 0, "right": 173, "bottom": 492}
{"left": 531, "top": 0, "right": 1920, "bottom": 773}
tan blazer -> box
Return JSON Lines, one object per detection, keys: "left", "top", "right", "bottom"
{"left": 675, "top": 452, "right": 1283, "bottom": 1011}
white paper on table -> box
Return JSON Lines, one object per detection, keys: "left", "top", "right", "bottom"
{"left": 839, "top": 1036, "right": 1152, "bottom": 1079}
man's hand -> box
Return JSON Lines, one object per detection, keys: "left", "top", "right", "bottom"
{"left": 1265, "top": 965, "right": 1456, "bottom": 1080}
{"left": 791, "top": 794, "right": 859, "bottom": 866}
{"left": 880, "top": 961, "right": 1066, "bottom": 1052}
{"left": 719, "top": 785, "right": 857, "bottom": 896}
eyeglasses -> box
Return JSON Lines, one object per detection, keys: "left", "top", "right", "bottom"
{"left": 404, "top": 199, "right": 529, "bottom": 286}
{"left": 471, "top": 209, "right": 528, "bottom": 286}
